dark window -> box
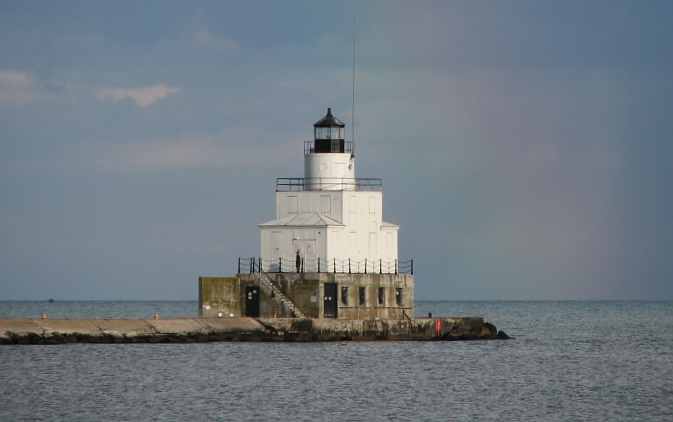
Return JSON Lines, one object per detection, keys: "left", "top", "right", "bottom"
{"left": 314, "top": 139, "right": 345, "bottom": 153}
{"left": 359, "top": 287, "right": 366, "bottom": 305}
{"left": 341, "top": 287, "right": 349, "bottom": 305}
{"left": 395, "top": 288, "right": 403, "bottom": 306}
{"left": 378, "top": 287, "right": 385, "bottom": 305}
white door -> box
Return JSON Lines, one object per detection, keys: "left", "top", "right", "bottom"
{"left": 292, "top": 239, "right": 317, "bottom": 272}
{"left": 270, "top": 231, "right": 282, "bottom": 271}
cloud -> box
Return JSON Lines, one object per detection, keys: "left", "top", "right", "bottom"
{"left": 192, "top": 28, "right": 239, "bottom": 50}
{"left": 0, "top": 70, "right": 34, "bottom": 105}
{"left": 95, "top": 84, "right": 179, "bottom": 108}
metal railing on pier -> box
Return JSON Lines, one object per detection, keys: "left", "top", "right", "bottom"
{"left": 236, "top": 257, "right": 414, "bottom": 275}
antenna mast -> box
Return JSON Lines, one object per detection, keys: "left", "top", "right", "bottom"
{"left": 351, "top": 15, "right": 357, "bottom": 157}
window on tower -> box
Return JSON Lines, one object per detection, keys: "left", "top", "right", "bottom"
{"left": 315, "top": 127, "right": 344, "bottom": 141}
{"left": 315, "top": 127, "right": 329, "bottom": 140}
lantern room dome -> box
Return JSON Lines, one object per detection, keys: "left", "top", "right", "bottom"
{"left": 313, "top": 107, "right": 346, "bottom": 147}
{"left": 314, "top": 108, "right": 344, "bottom": 128}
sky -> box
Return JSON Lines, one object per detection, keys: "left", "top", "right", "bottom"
{"left": 2, "top": 1, "right": 673, "bottom": 300}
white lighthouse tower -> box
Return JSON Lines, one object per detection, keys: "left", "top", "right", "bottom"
{"left": 259, "top": 108, "right": 399, "bottom": 273}
{"left": 304, "top": 107, "right": 355, "bottom": 189}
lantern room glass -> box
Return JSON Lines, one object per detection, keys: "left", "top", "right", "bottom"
{"left": 315, "top": 127, "right": 343, "bottom": 140}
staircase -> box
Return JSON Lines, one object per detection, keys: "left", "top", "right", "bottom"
{"left": 258, "top": 273, "right": 306, "bottom": 318}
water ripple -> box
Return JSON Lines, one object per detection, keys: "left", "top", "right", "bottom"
{"left": 1, "top": 301, "right": 672, "bottom": 421}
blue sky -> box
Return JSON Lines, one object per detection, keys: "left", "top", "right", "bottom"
{"left": 2, "top": 1, "right": 672, "bottom": 300}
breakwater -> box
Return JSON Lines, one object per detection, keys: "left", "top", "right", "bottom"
{"left": 0, "top": 317, "right": 509, "bottom": 344}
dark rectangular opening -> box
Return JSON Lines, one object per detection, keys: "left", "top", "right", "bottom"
{"left": 245, "top": 286, "right": 260, "bottom": 317}
{"left": 341, "top": 286, "right": 349, "bottom": 305}
{"left": 395, "top": 288, "right": 403, "bottom": 306}
{"left": 314, "top": 139, "right": 345, "bottom": 153}
{"left": 358, "top": 287, "right": 366, "bottom": 306}
{"left": 324, "top": 282, "right": 338, "bottom": 318}
{"left": 378, "top": 287, "right": 385, "bottom": 305}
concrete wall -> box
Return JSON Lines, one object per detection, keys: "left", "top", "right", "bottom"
{"left": 236, "top": 273, "right": 414, "bottom": 320}
{"left": 199, "top": 277, "right": 241, "bottom": 317}
{"left": 238, "top": 275, "right": 306, "bottom": 318}
{"left": 264, "top": 273, "right": 321, "bottom": 318}
{"left": 325, "top": 273, "right": 414, "bottom": 320}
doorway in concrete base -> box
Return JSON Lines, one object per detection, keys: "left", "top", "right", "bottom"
{"left": 323, "top": 282, "right": 338, "bottom": 319}
{"left": 245, "top": 286, "right": 260, "bottom": 317}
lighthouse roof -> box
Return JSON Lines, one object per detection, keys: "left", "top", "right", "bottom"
{"left": 258, "top": 212, "right": 344, "bottom": 227}
{"left": 314, "top": 108, "right": 345, "bottom": 128}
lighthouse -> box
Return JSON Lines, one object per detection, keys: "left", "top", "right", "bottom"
{"left": 259, "top": 108, "right": 399, "bottom": 273}
{"left": 200, "top": 108, "right": 413, "bottom": 320}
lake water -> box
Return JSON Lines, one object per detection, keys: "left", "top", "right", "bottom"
{"left": 1, "top": 301, "right": 672, "bottom": 421}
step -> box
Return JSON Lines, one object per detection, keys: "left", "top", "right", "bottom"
{"left": 259, "top": 273, "right": 306, "bottom": 318}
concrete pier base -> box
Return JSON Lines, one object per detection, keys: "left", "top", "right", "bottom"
{"left": 0, "top": 317, "right": 506, "bottom": 344}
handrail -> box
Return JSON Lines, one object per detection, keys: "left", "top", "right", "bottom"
{"left": 305, "top": 140, "right": 354, "bottom": 155}
{"left": 237, "top": 257, "right": 414, "bottom": 275}
{"left": 257, "top": 272, "right": 306, "bottom": 318}
{"left": 276, "top": 177, "right": 383, "bottom": 192}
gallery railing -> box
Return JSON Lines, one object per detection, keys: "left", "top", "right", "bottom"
{"left": 276, "top": 178, "right": 383, "bottom": 192}
{"left": 304, "top": 140, "right": 354, "bottom": 155}
{"left": 236, "top": 257, "right": 414, "bottom": 275}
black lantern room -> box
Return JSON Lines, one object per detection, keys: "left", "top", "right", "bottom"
{"left": 313, "top": 108, "right": 345, "bottom": 153}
